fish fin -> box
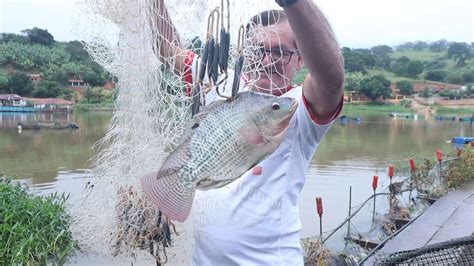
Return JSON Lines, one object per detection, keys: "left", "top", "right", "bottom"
{"left": 238, "top": 128, "right": 267, "bottom": 145}
{"left": 140, "top": 171, "right": 195, "bottom": 222}
{"left": 196, "top": 178, "right": 235, "bottom": 190}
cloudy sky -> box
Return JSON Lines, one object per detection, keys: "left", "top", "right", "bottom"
{"left": 0, "top": 0, "right": 472, "bottom": 48}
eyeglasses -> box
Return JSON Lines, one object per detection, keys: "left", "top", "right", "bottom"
{"left": 259, "top": 47, "right": 299, "bottom": 65}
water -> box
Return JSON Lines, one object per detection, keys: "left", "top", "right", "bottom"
{"left": 1, "top": 111, "right": 471, "bottom": 263}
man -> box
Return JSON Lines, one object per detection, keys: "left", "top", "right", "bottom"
{"left": 153, "top": 0, "right": 344, "bottom": 264}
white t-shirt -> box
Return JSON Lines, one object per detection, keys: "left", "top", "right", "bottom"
{"left": 184, "top": 52, "right": 341, "bottom": 265}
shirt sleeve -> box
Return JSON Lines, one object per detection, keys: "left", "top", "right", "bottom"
{"left": 293, "top": 88, "right": 343, "bottom": 160}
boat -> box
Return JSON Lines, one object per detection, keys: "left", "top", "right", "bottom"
{"left": 451, "top": 136, "right": 474, "bottom": 144}
{"left": 17, "top": 122, "right": 79, "bottom": 130}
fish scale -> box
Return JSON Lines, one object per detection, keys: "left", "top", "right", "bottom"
{"left": 140, "top": 91, "right": 298, "bottom": 222}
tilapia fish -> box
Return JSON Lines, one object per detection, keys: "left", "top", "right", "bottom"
{"left": 140, "top": 91, "right": 298, "bottom": 222}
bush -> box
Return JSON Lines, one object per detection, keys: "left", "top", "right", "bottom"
{"left": 0, "top": 179, "right": 76, "bottom": 264}
{"left": 425, "top": 70, "right": 448, "bottom": 82}
{"left": 396, "top": 80, "right": 414, "bottom": 95}
{"left": 33, "top": 80, "right": 64, "bottom": 98}
{"left": 462, "top": 71, "right": 474, "bottom": 83}
{"left": 446, "top": 73, "right": 464, "bottom": 85}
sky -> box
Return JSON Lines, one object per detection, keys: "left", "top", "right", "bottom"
{"left": 0, "top": 0, "right": 473, "bottom": 48}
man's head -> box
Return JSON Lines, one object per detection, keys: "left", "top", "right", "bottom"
{"left": 245, "top": 10, "right": 303, "bottom": 96}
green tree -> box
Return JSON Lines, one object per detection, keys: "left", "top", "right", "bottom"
{"left": 85, "top": 87, "right": 93, "bottom": 103}
{"left": 0, "top": 69, "right": 8, "bottom": 93}
{"left": 370, "top": 45, "right": 393, "bottom": 57}
{"left": 446, "top": 73, "right": 464, "bottom": 85}
{"left": 7, "top": 72, "right": 33, "bottom": 96}
{"left": 413, "top": 41, "right": 428, "bottom": 51}
{"left": 83, "top": 71, "right": 106, "bottom": 86}
{"left": 344, "top": 72, "right": 365, "bottom": 91}
{"left": 396, "top": 80, "right": 414, "bottom": 95}
{"left": 447, "top": 42, "right": 471, "bottom": 67}
{"left": 425, "top": 70, "right": 448, "bottom": 82}
{"left": 420, "top": 88, "right": 432, "bottom": 98}
{"left": 32, "top": 80, "right": 63, "bottom": 98}
{"left": 21, "top": 27, "right": 55, "bottom": 46}
{"left": 359, "top": 74, "right": 392, "bottom": 102}
{"left": 0, "top": 33, "right": 29, "bottom": 44}
{"left": 65, "top": 41, "right": 89, "bottom": 61}
{"left": 429, "top": 39, "right": 448, "bottom": 52}
{"left": 342, "top": 47, "right": 367, "bottom": 73}
{"left": 462, "top": 71, "right": 474, "bottom": 83}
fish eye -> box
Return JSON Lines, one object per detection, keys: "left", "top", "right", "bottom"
{"left": 191, "top": 123, "right": 199, "bottom": 129}
{"left": 271, "top": 102, "right": 280, "bottom": 110}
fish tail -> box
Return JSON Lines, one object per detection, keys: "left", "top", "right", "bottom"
{"left": 140, "top": 171, "right": 195, "bottom": 222}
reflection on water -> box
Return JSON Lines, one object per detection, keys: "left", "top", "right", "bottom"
{"left": 0, "top": 112, "right": 111, "bottom": 184}
{"left": 0, "top": 112, "right": 471, "bottom": 257}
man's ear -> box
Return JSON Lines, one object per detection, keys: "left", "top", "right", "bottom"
{"left": 296, "top": 55, "right": 304, "bottom": 71}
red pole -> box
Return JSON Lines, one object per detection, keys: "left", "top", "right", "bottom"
{"left": 372, "top": 175, "right": 378, "bottom": 223}
{"left": 409, "top": 159, "right": 416, "bottom": 203}
{"left": 316, "top": 197, "right": 323, "bottom": 239}
{"left": 388, "top": 164, "right": 394, "bottom": 185}
{"left": 437, "top": 149, "right": 443, "bottom": 179}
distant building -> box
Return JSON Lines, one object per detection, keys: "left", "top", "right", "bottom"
{"left": 29, "top": 73, "right": 43, "bottom": 82}
{"left": 67, "top": 79, "right": 89, "bottom": 88}
{"left": 0, "top": 94, "right": 27, "bottom": 107}
{"left": 26, "top": 98, "right": 74, "bottom": 112}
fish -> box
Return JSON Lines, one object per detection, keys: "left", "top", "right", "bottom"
{"left": 140, "top": 91, "right": 298, "bottom": 222}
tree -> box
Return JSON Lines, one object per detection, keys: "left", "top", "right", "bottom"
{"left": 32, "top": 80, "right": 63, "bottom": 98}
{"left": 342, "top": 48, "right": 367, "bottom": 73}
{"left": 392, "top": 58, "right": 423, "bottom": 78}
{"left": 425, "top": 70, "right": 448, "bottom": 82}
{"left": 0, "top": 69, "right": 8, "bottom": 93}
{"left": 429, "top": 39, "right": 448, "bottom": 52}
{"left": 344, "top": 72, "right": 365, "bottom": 91}
{"left": 447, "top": 42, "right": 471, "bottom": 67}
{"left": 462, "top": 70, "right": 474, "bottom": 83}
{"left": 85, "top": 87, "right": 93, "bottom": 103}
{"left": 359, "top": 74, "right": 392, "bottom": 102}
{"left": 7, "top": 72, "right": 33, "bottom": 96}
{"left": 65, "top": 41, "right": 89, "bottom": 61}
{"left": 446, "top": 73, "right": 464, "bottom": 85}
{"left": 83, "top": 71, "right": 106, "bottom": 86}
{"left": 396, "top": 80, "right": 414, "bottom": 95}
{"left": 420, "top": 88, "right": 432, "bottom": 98}
{"left": 0, "top": 33, "right": 29, "bottom": 44}
{"left": 353, "top": 49, "right": 376, "bottom": 68}
{"left": 413, "top": 41, "right": 429, "bottom": 51}
{"left": 370, "top": 45, "right": 393, "bottom": 57}
{"left": 21, "top": 27, "right": 54, "bottom": 46}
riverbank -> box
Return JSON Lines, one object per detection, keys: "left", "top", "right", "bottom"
{"left": 74, "top": 103, "right": 114, "bottom": 112}
{"left": 343, "top": 102, "right": 473, "bottom": 117}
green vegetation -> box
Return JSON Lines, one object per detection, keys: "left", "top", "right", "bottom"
{"left": 0, "top": 179, "right": 76, "bottom": 265}
{"left": 0, "top": 28, "right": 110, "bottom": 99}
{"left": 342, "top": 102, "right": 410, "bottom": 116}
{"left": 342, "top": 40, "right": 474, "bottom": 102}
{"left": 434, "top": 106, "right": 474, "bottom": 115}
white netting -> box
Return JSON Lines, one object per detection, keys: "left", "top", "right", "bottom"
{"left": 70, "top": 0, "right": 299, "bottom": 263}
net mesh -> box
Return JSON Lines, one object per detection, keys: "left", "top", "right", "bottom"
{"left": 69, "top": 0, "right": 294, "bottom": 263}
{"left": 374, "top": 235, "right": 474, "bottom": 265}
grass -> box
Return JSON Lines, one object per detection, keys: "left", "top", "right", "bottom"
{"left": 342, "top": 102, "right": 411, "bottom": 116}
{"left": 391, "top": 50, "right": 445, "bottom": 63}
{"left": 0, "top": 179, "right": 76, "bottom": 265}
{"left": 74, "top": 103, "right": 115, "bottom": 112}
{"left": 434, "top": 106, "right": 474, "bottom": 115}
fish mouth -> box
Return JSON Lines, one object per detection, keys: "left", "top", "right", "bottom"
{"left": 274, "top": 100, "right": 299, "bottom": 132}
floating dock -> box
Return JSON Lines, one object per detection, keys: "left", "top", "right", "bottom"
{"left": 362, "top": 181, "right": 474, "bottom": 265}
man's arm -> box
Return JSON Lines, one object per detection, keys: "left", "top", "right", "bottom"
{"left": 152, "top": 0, "right": 188, "bottom": 74}
{"left": 283, "top": 0, "right": 344, "bottom": 122}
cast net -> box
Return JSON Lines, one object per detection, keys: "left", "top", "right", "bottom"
{"left": 70, "top": 0, "right": 295, "bottom": 263}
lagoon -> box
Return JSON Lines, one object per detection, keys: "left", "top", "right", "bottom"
{"left": 0, "top": 110, "right": 472, "bottom": 262}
